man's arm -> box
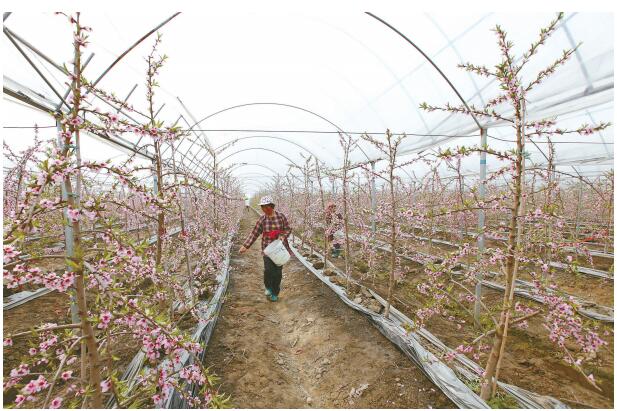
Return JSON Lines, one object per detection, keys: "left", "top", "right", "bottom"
{"left": 240, "top": 218, "right": 263, "bottom": 252}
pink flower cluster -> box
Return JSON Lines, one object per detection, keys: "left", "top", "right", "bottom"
{"left": 3, "top": 245, "right": 20, "bottom": 263}
{"left": 21, "top": 375, "right": 49, "bottom": 395}
{"left": 98, "top": 310, "right": 113, "bottom": 329}
{"left": 5, "top": 267, "right": 75, "bottom": 293}
{"left": 536, "top": 280, "right": 607, "bottom": 363}
{"left": 66, "top": 207, "right": 81, "bottom": 222}
{"left": 179, "top": 364, "right": 207, "bottom": 385}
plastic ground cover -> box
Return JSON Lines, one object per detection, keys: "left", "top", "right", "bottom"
{"left": 164, "top": 231, "right": 235, "bottom": 408}
{"left": 105, "top": 229, "right": 236, "bottom": 408}
{"left": 398, "top": 227, "right": 613, "bottom": 280}
{"left": 352, "top": 232, "right": 613, "bottom": 323}
{"left": 289, "top": 239, "right": 490, "bottom": 409}
{"left": 281, "top": 214, "right": 569, "bottom": 409}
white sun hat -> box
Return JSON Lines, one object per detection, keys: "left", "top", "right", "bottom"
{"left": 258, "top": 195, "right": 275, "bottom": 206}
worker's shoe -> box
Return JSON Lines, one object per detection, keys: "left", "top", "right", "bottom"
{"left": 270, "top": 294, "right": 279, "bottom": 302}
{"left": 264, "top": 288, "right": 272, "bottom": 297}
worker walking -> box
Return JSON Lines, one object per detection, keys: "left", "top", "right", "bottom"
{"left": 239, "top": 196, "right": 292, "bottom": 302}
{"left": 325, "top": 202, "right": 344, "bottom": 258}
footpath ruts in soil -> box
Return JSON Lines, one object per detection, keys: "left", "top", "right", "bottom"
{"left": 206, "top": 210, "right": 453, "bottom": 408}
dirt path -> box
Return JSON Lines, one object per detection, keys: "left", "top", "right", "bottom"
{"left": 206, "top": 210, "right": 452, "bottom": 408}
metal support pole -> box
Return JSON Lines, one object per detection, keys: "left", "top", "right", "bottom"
{"left": 75, "top": 130, "right": 82, "bottom": 206}
{"left": 117, "top": 84, "right": 138, "bottom": 114}
{"left": 605, "top": 179, "right": 613, "bottom": 253}
{"left": 574, "top": 178, "right": 583, "bottom": 240}
{"left": 4, "top": 26, "right": 68, "bottom": 74}
{"left": 474, "top": 127, "right": 487, "bottom": 327}
{"left": 152, "top": 160, "right": 159, "bottom": 237}
{"left": 370, "top": 161, "right": 377, "bottom": 234}
{"left": 56, "top": 120, "right": 80, "bottom": 325}
{"left": 460, "top": 175, "right": 466, "bottom": 239}
{"left": 154, "top": 103, "right": 166, "bottom": 119}
{"left": 88, "top": 13, "right": 181, "bottom": 90}
{"left": 177, "top": 97, "right": 212, "bottom": 150}
{"left": 4, "top": 28, "right": 71, "bottom": 110}
{"left": 170, "top": 143, "right": 194, "bottom": 301}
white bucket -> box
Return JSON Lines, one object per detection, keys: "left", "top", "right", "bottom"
{"left": 264, "top": 239, "right": 291, "bottom": 266}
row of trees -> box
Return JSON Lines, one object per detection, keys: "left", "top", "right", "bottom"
{"left": 3, "top": 14, "right": 244, "bottom": 408}
{"left": 3, "top": 11, "right": 612, "bottom": 408}
{"left": 258, "top": 13, "right": 612, "bottom": 402}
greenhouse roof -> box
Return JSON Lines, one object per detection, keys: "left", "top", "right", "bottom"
{"left": 3, "top": 9, "right": 614, "bottom": 193}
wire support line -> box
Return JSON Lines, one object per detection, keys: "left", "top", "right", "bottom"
{"left": 2, "top": 125, "right": 614, "bottom": 145}
{"left": 488, "top": 135, "right": 614, "bottom": 145}
{"left": 3, "top": 125, "right": 58, "bottom": 129}
{"left": 0, "top": 125, "right": 478, "bottom": 138}
{"left": 188, "top": 129, "right": 481, "bottom": 137}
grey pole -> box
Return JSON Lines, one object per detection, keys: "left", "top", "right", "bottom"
{"left": 4, "top": 28, "right": 71, "bottom": 110}
{"left": 170, "top": 142, "right": 194, "bottom": 301}
{"left": 154, "top": 103, "right": 166, "bottom": 119}
{"left": 460, "top": 175, "right": 466, "bottom": 239}
{"left": 152, "top": 160, "right": 159, "bottom": 238}
{"left": 370, "top": 160, "right": 377, "bottom": 234}
{"left": 117, "top": 84, "right": 138, "bottom": 114}
{"left": 4, "top": 27, "right": 68, "bottom": 74}
{"left": 473, "top": 127, "right": 487, "bottom": 327}
{"left": 88, "top": 13, "right": 181, "bottom": 90}
{"left": 574, "top": 177, "right": 583, "bottom": 239}
{"left": 56, "top": 120, "right": 80, "bottom": 325}
{"left": 75, "top": 130, "right": 82, "bottom": 206}
{"left": 177, "top": 97, "right": 212, "bottom": 151}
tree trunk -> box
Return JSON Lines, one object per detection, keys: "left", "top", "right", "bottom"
{"left": 154, "top": 142, "right": 164, "bottom": 267}
{"left": 67, "top": 16, "right": 103, "bottom": 406}
{"left": 384, "top": 162, "right": 396, "bottom": 319}
{"left": 342, "top": 169, "right": 351, "bottom": 287}
{"left": 480, "top": 115, "right": 525, "bottom": 401}
{"left": 315, "top": 162, "right": 329, "bottom": 268}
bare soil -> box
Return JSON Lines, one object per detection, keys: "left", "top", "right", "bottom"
{"left": 206, "top": 211, "right": 453, "bottom": 408}
{"left": 393, "top": 233, "right": 615, "bottom": 307}
{"left": 318, "top": 234, "right": 614, "bottom": 409}
{"left": 3, "top": 292, "right": 71, "bottom": 377}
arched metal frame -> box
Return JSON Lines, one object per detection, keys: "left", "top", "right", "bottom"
{"left": 213, "top": 147, "right": 303, "bottom": 170}
{"left": 214, "top": 135, "right": 324, "bottom": 163}
{"left": 221, "top": 162, "right": 307, "bottom": 189}
{"left": 226, "top": 162, "right": 280, "bottom": 176}
{"left": 195, "top": 142, "right": 309, "bottom": 182}
{"left": 3, "top": 12, "right": 612, "bottom": 184}
{"left": 181, "top": 102, "right": 373, "bottom": 171}
{"left": 365, "top": 12, "right": 482, "bottom": 131}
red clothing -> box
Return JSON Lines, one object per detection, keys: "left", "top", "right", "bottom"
{"left": 243, "top": 211, "right": 292, "bottom": 254}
